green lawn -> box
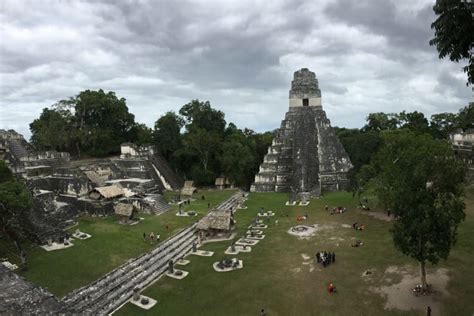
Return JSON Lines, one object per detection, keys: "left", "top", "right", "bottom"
{"left": 0, "top": 189, "right": 236, "bottom": 297}
{"left": 115, "top": 188, "right": 474, "bottom": 316}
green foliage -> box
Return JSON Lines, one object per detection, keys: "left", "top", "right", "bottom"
{"left": 129, "top": 123, "right": 154, "bottom": 146}
{"left": 457, "top": 102, "right": 474, "bottom": 131}
{"left": 371, "top": 130, "right": 466, "bottom": 284}
{"left": 430, "top": 112, "right": 458, "bottom": 139}
{"left": 179, "top": 100, "right": 226, "bottom": 134}
{"left": 0, "top": 161, "right": 32, "bottom": 241}
{"left": 430, "top": 0, "right": 474, "bottom": 85}
{"left": 30, "top": 106, "right": 75, "bottom": 152}
{"left": 363, "top": 112, "right": 399, "bottom": 131}
{"left": 219, "top": 126, "right": 255, "bottom": 187}
{"left": 153, "top": 111, "right": 184, "bottom": 162}
{"left": 30, "top": 89, "right": 138, "bottom": 157}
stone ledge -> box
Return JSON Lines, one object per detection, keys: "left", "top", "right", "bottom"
{"left": 166, "top": 269, "right": 189, "bottom": 280}
{"left": 129, "top": 295, "right": 157, "bottom": 310}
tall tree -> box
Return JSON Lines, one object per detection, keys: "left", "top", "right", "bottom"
{"left": 372, "top": 130, "right": 466, "bottom": 289}
{"left": 30, "top": 105, "right": 75, "bottom": 152}
{"left": 430, "top": 112, "right": 458, "bottom": 139}
{"left": 397, "top": 111, "right": 431, "bottom": 134}
{"left": 430, "top": 0, "right": 474, "bottom": 85}
{"left": 0, "top": 161, "right": 32, "bottom": 257}
{"left": 457, "top": 102, "right": 474, "bottom": 131}
{"left": 73, "top": 89, "right": 135, "bottom": 156}
{"left": 179, "top": 99, "right": 226, "bottom": 134}
{"left": 220, "top": 125, "right": 255, "bottom": 187}
{"left": 363, "top": 112, "right": 400, "bottom": 131}
{"left": 153, "top": 111, "right": 184, "bottom": 161}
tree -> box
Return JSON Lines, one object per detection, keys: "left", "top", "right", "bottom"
{"left": 397, "top": 111, "right": 431, "bottom": 135}
{"left": 30, "top": 105, "right": 75, "bottom": 152}
{"left": 430, "top": 112, "right": 458, "bottom": 139}
{"left": 29, "top": 89, "right": 137, "bottom": 157}
{"left": 430, "top": 0, "right": 474, "bottom": 85}
{"left": 179, "top": 99, "right": 226, "bottom": 134}
{"left": 154, "top": 111, "right": 184, "bottom": 161}
{"left": 220, "top": 126, "right": 255, "bottom": 187}
{"left": 363, "top": 112, "right": 399, "bottom": 131}
{"left": 73, "top": 89, "right": 135, "bottom": 156}
{"left": 457, "top": 102, "right": 474, "bottom": 131}
{"left": 128, "top": 123, "right": 153, "bottom": 146}
{"left": 372, "top": 130, "right": 466, "bottom": 289}
{"left": 0, "top": 161, "right": 32, "bottom": 257}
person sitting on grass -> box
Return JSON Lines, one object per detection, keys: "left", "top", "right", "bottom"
{"left": 327, "top": 283, "right": 336, "bottom": 294}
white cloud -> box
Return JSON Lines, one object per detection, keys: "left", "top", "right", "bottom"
{"left": 0, "top": 0, "right": 471, "bottom": 139}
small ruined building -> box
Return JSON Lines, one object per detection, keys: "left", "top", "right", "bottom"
{"left": 181, "top": 180, "right": 197, "bottom": 196}
{"left": 0, "top": 265, "right": 66, "bottom": 314}
{"left": 196, "top": 210, "right": 235, "bottom": 240}
{"left": 89, "top": 185, "right": 125, "bottom": 200}
{"left": 450, "top": 129, "right": 474, "bottom": 183}
{"left": 215, "top": 177, "right": 233, "bottom": 190}
{"left": 114, "top": 203, "right": 136, "bottom": 224}
{"left": 251, "top": 68, "right": 352, "bottom": 201}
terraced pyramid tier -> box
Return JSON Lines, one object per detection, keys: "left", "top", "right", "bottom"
{"left": 250, "top": 68, "right": 352, "bottom": 200}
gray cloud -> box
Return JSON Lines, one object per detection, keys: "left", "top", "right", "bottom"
{"left": 0, "top": 0, "right": 472, "bottom": 139}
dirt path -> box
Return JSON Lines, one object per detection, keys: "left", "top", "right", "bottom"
{"left": 370, "top": 265, "right": 450, "bottom": 315}
{"left": 361, "top": 210, "right": 394, "bottom": 221}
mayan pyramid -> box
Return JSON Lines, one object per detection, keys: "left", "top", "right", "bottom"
{"left": 250, "top": 68, "right": 352, "bottom": 201}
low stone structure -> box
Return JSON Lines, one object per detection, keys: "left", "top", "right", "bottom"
{"left": 181, "top": 180, "right": 197, "bottom": 196}
{"left": 251, "top": 68, "right": 352, "bottom": 201}
{"left": 114, "top": 203, "right": 136, "bottom": 224}
{"left": 215, "top": 177, "right": 233, "bottom": 190}
{"left": 196, "top": 211, "right": 235, "bottom": 239}
{"left": 0, "top": 265, "right": 66, "bottom": 314}
{"left": 89, "top": 185, "right": 124, "bottom": 200}
{"left": 450, "top": 129, "right": 474, "bottom": 183}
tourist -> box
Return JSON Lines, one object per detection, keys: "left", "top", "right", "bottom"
{"left": 426, "top": 306, "right": 431, "bottom": 316}
{"left": 143, "top": 232, "right": 146, "bottom": 242}
{"left": 260, "top": 308, "right": 266, "bottom": 316}
{"left": 332, "top": 252, "right": 336, "bottom": 263}
{"left": 387, "top": 210, "right": 391, "bottom": 217}
{"left": 275, "top": 219, "right": 279, "bottom": 226}
{"left": 166, "top": 224, "right": 169, "bottom": 230}
{"left": 328, "top": 283, "right": 335, "bottom": 294}
{"left": 149, "top": 232, "right": 155, "bottom": 244}
{"left": 325, "top": 205, "right": 329, "bottom": 211}
{"left": 316, "top": 252, "right": 320, "bottom": 263}
{"left": 201, "top": 195, "right": 205, "bottom": 200}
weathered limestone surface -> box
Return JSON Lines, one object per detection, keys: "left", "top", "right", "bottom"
{"left": 0, "top": 265, "right": 66, "bottom": 314}
{"left": 251, "top": 69, "right": 352, "bottom": 199}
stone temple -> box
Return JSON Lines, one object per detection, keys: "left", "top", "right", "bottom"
{"left": 250, "top": 68, "right": 352, "bottom": 201}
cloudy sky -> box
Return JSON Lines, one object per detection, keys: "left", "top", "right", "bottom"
{"left": 1, "top": 0, "right": 472, "bottom": 139}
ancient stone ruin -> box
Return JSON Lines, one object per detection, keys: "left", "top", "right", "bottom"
{"left": 1, "top": 129, "right": 182, "bottom": 245}
{"left": 250, "top": 68, "right": 352, "bottom": 201}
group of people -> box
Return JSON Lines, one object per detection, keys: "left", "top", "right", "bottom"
{"left": 352, "top": 222, "right": 365, "bottom": 230}
{"left": 316, "top": 251, "right": 335, "bottom": 267}
{"left": 325, "top": 205, "right": 347, "bottom": 215}
{"left": 143, "top": 232, "right": 160, "bottom": 244}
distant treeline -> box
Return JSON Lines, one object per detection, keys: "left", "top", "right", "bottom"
{"left": 29, "top": 90, "right": 273, "bottom": 188}
{"left": 335, "top": 104, "right": 473, "bottom": 192}
{"left": 29, "top": 89, "right": 472, "bottom": 189}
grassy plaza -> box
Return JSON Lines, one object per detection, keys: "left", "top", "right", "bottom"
{"left": 1, "top": 187, "right": 473, "bottom": 315}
